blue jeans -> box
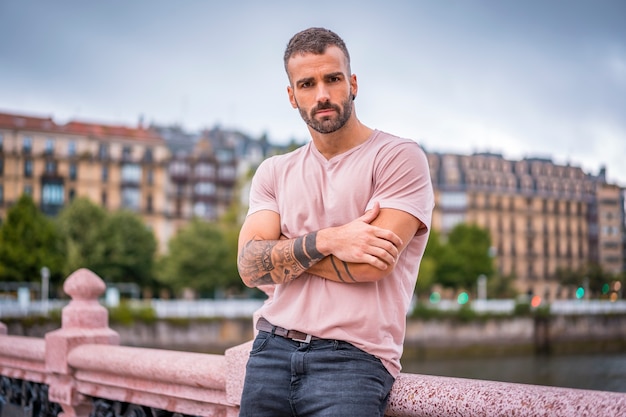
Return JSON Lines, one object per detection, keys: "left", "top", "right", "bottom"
{"left": 239, "top": 330, "right": 395, "bottom": 417}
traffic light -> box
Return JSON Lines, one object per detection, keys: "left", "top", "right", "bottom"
{"left": 575, "top": 287, "right": 585, "bottom": 299}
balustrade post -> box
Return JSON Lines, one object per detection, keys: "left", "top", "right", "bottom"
{"left": 0, "top": 322, "right": 6, "bottom": 335}
{"left": 45, "top": 269, "right": 120, "bottom": 417}
{"left": 224, "top": 341, "right": 252, "bottom": 416}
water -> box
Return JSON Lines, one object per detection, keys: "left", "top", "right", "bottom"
{"left": 403, "top": 352, "right": 626, "bottom": 393}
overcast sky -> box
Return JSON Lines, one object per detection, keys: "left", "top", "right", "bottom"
{"left": 1, "top": 1, "right": 625, "bottom": 185}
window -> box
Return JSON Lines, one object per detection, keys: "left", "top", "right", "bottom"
{"left": 69, "top": 163, "right": 77, "bottom": 180}
{"left": 170, "top": 161, "right": 190, "bottom": 176}
{"left": 146, "top": 194, "right": 153, "bottom": 213}
{"left": 439, "top": 192, "right": 467, "bottom": 209}
{"left": 45, "top": 138, "right": 55, "bottom": 154}
{"left": 122, "top": 146, "right": 133, "bottom": 160}
{"left": 98, "top": 143, "right": 109, "bottom": 159}
{"left": 122, "top": 187, "right": 141, "bottom": 211}
{"left": 101, "top": 191, "right": 108, "bottom": 207}
{"left": 24, "top": 159, "right": 33, "bottom": 177}
{"left": 193, "top": 201, "right": 216, "bottom": 218}
{"left": 147, "top": 169, "right": 154, "bottom": 185}
{"left": 42, "top": 183, "right": 64, "bottom": 205}
{"left": 102, "top": 165, "right": 109, "bottom": 182}
{"left": 0, "top": 133, "right": 3, "bottom": 151}
{"left": 24, "top": 185, "right": 33, "bottom": 196}
{"left": 0, "top": 184, "right": 3, "bottom": 204}
{"left": 0, "top": 158, "right": 3, "bottom": 176}
{"left": 216, "top": 149, "right": 234, "bottom": 163}
{"left": 195, "top": 163, "right": 216, "bottom": 177}
{"left": 68, "top": 141, "right": 77, "bottom": 156}
{"left": 45, "top": 160, "right": 57, "bottom": 175}
{"left": 69, "top": 188, "right": 75, "bottom": 201}
{"left": 441, "top": 213, "right": 465, "bottom": 231}
{"left": 218, "top": 165, "right": 236, "bottom": 180}
{"left": 144, "top": 148, "right": 153, "bottom": 163}
{"left": 121, "top": 164, "right": 142, "bottom": 183}
{"left": 194, "top": 182, "right": 216, "bottom": 196}
{"left": 23, "top": 136, "right": 32, "bottom": 154}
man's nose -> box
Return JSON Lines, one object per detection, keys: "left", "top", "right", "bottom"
{"left": 315, "top": 84, "right": 330, "bottom": 102}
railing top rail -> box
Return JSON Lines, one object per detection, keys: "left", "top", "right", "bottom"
{"left": 387, "top": 372, "right": 626, "bottom": 417}
{"left": 0, "top": 335, "right": 45, "bottom": 362}
{"left": 68, "top": 343, "right": 227, "bottom": 390}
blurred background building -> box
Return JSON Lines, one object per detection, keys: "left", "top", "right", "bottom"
{"left": 428, "top": 152, "right": 625, "bottom": 299}
{"left": 0, "top": 111, "right": 282, "bottom": 252}
{"left": 0, "top": 109, "right": 624, "bottom": 298}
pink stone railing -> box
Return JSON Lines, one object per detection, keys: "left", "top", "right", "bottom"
{"left": 1, "top": 269, "right": 625, "bottom": 417}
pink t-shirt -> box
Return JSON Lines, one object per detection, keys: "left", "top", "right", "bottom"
{"left": 246, "top": 130, "right": 434, "bottom": 377}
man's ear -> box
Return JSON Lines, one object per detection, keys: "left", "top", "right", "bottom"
{"left": 287, "top": 85, "right": 298, "bottom": 109}
{"left": 350, "top": 74, "right": 358, "bottom": 101}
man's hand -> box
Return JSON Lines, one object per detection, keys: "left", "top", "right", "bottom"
{"left": 317, "top": 202, "right": 402, "bottom": 271}
{"left": 237, "top": 203, "right": 418, "bottom": 287}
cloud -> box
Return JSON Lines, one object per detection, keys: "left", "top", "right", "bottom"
{"left": 0, "top": 1, "right": 625, "bottom": 184}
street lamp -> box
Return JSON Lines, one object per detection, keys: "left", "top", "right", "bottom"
{"left": 477, "top": 274, "right": 487, "bottom": 300}
{"left": 40, "top": 266, "right": 50, "bottom": 315}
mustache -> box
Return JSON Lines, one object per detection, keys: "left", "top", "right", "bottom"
{"left": 312, "top": 102, "right": 341, "bottom": 115}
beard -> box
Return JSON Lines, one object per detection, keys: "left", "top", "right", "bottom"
{"left": 297, "top": 94, "right": 353, "bottom": 134}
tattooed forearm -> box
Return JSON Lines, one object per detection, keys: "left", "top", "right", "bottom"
{"left": 327, "top": 256, "right": 357, "bottom": 283}
{"left": 329, "top": 256, "right": 346, "bottom": 282}
{"left": 238, "top": 232, "right": 327, "bottom": 287}
{"left": 237, "top": 240, "right": 276, "bottom": 285}
{"left": 342, "top": 260, "right": 357, "bottom": 282}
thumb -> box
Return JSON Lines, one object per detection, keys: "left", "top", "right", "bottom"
{"left": 358, "top": 201, "right": 380, "bottom": 224}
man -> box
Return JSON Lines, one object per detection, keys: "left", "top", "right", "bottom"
{"left": 237, "top": 27, "right": 434, "bottom": 416}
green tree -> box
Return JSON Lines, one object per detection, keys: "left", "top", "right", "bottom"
{"left": 56, "top": 197, "right": 108, "bottom": 276}
{"left": 487, "top": 273, "right": 518, "bottom": 298}
{"left": 416, "top": 229, "right": 444, "bottom": 295}
{"left": 431, "top": 223, "right": 495, "bottom": 291}
{"left": 94, "top": 210, "right": 158, "bottom": 287}
{"left": 156, "top": 218, "right": 241, "bottom": 297}
{"left": 0, "top": 194, "right": 65, "bottom": 284}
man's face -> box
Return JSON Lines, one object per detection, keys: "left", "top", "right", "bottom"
{"left": 287, "top": 46, "right": 356, "bottom": 134}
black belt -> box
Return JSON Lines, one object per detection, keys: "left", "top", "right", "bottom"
{"left": 256, "top": 317, "right": 320, "bottom": 343}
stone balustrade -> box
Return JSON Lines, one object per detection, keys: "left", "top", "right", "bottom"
{"left": 1, "top": 268, "right": 625, "bottom": 417}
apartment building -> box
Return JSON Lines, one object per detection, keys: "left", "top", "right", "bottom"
{"left": 428, "top": 151, "right": 624, "bottom": 300}
{"left": 0, "top": 111, "right": 172, "bottom": 249}
{"left": 154, "top": 125, "right": 277, "bottom": 230}
{"left": 590, "top": 178, "right": 625, "bottom": 275}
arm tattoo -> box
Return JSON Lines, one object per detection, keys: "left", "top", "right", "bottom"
{"left": 238, "top": 232, "right": 326, "bottom": 286}
{"left": 238, "top": 240, "right": 276, "bottom": 286}
{"left": 342, "top": 260, "right": 357, "bottom": 282}
{"left": 328, "top": 256, "right": 357, "bottom": 283}
{"left": 329, "top": 256, "right": 346, "bottom": 283}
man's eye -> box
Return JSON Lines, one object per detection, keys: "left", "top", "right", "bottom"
{"left": 301, "top": 82, "right": 312, "bottom": 88}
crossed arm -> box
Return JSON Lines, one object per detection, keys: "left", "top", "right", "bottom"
{"left": 237, "top": 203, "right": 422, "bottom": 287}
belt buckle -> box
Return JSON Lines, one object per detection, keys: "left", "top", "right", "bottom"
{"left": 292, "top": 333, "right": 312, "bottom": 343}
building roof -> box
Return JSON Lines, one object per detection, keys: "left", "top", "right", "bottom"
{"left": 0, "top": 110, "right": 164, "bottom": 143}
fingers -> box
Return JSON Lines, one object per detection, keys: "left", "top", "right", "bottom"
{"left": 366, "top": 254, "right": 391, "bottom": 271}
{"left": 369, "top": 236, "right": 400, "bottom": 267}
{"left": 374, "top": 227, "right": 403, "bottom": 249}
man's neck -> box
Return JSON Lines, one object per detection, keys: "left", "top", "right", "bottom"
{"left": 310, "top": 117, "right": 373, "bottom": 160}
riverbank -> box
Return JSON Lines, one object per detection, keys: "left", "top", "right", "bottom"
{"left": 4, "top": 313, "right": 626, "bottom": 359}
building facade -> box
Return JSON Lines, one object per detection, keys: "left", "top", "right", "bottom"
{"left": 154, "top": 125, "right": 279, "bottom": 230}
{"left": 0, "top": 111, "right": 285, "bottom": 254}
{"left": 0, "top": 112, "right": 171, "bottom": 250}
{"left": 428, "top": 152, "right": 625, "bottom": 300}
{"left": 590, "top": 179, "right": 625, "bottom": 275}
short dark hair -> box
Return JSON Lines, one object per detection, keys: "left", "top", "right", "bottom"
{"left": 283, "top": 27, "right": 351, "bottom": 75}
